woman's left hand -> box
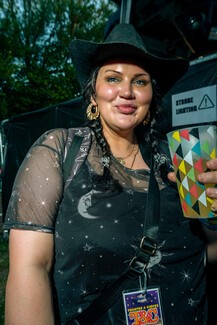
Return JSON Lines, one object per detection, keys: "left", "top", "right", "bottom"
{"left": 168, "top": 158, "right": 217, "bottom": 199}
{"left": 197, "top": 158, "right": 217, "bottom": 199}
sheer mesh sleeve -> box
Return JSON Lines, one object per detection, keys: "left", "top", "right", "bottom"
{"left": 4, "top": 128, "right": 68, "bottom": 233}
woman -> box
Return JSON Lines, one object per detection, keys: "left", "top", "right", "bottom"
{"left": 4, "top": 23, "right": 217, "bottom": 325}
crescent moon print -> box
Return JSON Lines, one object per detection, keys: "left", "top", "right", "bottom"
{"left": 77, "top": 190, "right": 101, "bottom": 219}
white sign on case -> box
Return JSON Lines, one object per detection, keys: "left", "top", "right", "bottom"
{"left": 171, "top": 85, "right": 216, "bottom": 127}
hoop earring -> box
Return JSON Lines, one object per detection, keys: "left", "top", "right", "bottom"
{"left": 143, "top": 111, "right": 150, "bottom": 125}
{"left": 86, "top": 102, "right": 99, "bottom": 120}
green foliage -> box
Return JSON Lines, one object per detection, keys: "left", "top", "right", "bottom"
{"left": 0, "top": 0, "right": 117, "bottom": 119}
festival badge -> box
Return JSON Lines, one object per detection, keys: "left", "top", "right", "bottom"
{"left": 123, "top": 287, "right": 164, "bottom": 325}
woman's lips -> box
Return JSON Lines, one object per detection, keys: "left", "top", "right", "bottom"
{"left": 115, "top": 105, "right": 136, "bottom": 114}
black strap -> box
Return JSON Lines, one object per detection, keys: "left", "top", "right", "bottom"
{"left": 143, "top": 156, "right": 160, "bottom": 238}
{"left": 70, "top": 154, "right": 160, "bottom": 325}
{"left": 73, "top": 237, "right": 157, "bottom": 325}
{"left": 71, "top": 270, "right": 138, "bottom": 325}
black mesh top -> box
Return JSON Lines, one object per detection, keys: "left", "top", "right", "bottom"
{"left": 4, "top": 127, "right": 208, "bottom": 325}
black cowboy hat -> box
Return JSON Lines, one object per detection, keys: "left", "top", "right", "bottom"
{"left": 70, "top": 23, "right": 189, "bottom": 94}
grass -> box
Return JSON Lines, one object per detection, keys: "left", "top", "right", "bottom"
{"left": 0, "top": 231, "right": 9, "bottom": 325}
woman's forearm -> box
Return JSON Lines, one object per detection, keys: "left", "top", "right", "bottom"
{"left": 5, "top": 229, "right": 55, "bottom": 324}
{"left": 5, "top": 265, "right": 55, "bottom": 324}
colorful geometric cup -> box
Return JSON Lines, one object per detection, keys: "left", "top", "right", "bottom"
{"left": 167, "top": 125, "right": 217, "bottom": 219}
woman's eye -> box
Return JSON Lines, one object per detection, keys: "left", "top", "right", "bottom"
{"left": 133, "top": 79, "right": 149, "bottom": 86}
{"left": 106, "top": 77, "right": 119, "bottom": 83}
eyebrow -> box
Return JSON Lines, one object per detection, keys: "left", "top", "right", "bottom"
{"left": 104, "top": 69, "right": 150, "bottom": 77}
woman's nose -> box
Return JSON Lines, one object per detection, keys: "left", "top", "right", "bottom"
{"left": 119, "top": 82, "right": 134, "bottom": 98}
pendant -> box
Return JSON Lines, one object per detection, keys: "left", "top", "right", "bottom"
{"left": 116, "top": 157, "right": 126, "bottom": 165}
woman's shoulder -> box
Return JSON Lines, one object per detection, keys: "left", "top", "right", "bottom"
{"left": 33, "top": 126, "right": 91, "bottom": 149}
{"left": 33, "top": 128, "right": 68, "bottom": 146}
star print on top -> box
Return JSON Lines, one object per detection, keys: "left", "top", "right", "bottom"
{"left": 4, "top": 127, "right": 207, "bottom": 324}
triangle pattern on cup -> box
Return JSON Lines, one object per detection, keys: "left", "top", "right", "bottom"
{"left": 180, "top": 129, "right": 190, "bottom": 141}
{"left": 167, "top": 125, "right": 217, "bottom": 218}
{"left": 198, "top": 191, "right": 207, "bottom": 207}
{"left": 189, "top": 128, "right": 199, "bottom": 139}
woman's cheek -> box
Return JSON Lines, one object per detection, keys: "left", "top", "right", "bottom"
{"left": 104, "top": 86, "right": 117, "bottom": 98}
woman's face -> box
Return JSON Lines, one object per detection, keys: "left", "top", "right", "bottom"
{"left": 92, "top": 61, "right": 153, "bottom": 135}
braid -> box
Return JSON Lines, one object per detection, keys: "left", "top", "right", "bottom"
{"left": 82, "top": 67, "right": 122, "bottom": 192}
{"left": 136, "top": 79, "right": 163, "bottom": 153}
{"left": 135, "top": 79, "right": 169, "bottom": 179}
{"left": 89, "top": 118, "right": 108, "bottom": 156}
{"left": 149, "top": 80, "right": 164, "bottom": 155}
{"left": 149, "top": 81, "right": 172, "bottom": 180}
{"left": 89, "top": 118, "right": 121, "bottom": 191}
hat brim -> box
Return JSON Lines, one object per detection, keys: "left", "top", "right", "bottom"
{"left": 70, "top": 39, "right": 189, "bottom": 94}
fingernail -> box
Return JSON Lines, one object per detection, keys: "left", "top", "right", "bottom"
{"left": 206, "top": 188, "right": 217, "bottom": 197}
{"left": 198, "top": 174, "right": 205, "bottom": 182}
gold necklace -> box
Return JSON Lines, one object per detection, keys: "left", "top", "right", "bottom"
{"left": 115, "top": 144, "right": 137, "bottom": 165}
{"left": 130, "top": 146, "right": 139, "bottom": 169}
